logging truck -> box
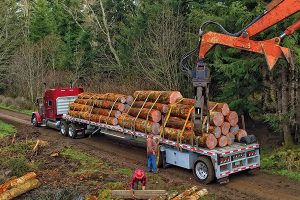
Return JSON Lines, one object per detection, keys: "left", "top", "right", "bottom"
{"left": 31, "top": 0, "right": 299, "bottom": 184}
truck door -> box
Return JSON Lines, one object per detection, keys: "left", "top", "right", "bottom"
{"left": 44, "top": 98, "right": 55, "bottom": 120}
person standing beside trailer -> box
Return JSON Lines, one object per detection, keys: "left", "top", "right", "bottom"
{"left": 147, "top": 134, "right": 158, "bottom": 173}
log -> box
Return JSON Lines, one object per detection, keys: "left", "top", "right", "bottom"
{"left": 225, "top": 111, "right": 238, "bottom": 126}
{"left": 226, "top": 132, "right": 235, "bottom": 145}
{"left": 236, "top": 129, "right": 247, "bottom": 142}
{"left": 213, "top": 126, "right": 221, "bottom": 138}
{"left": 133, "top": 91, "right": 183, "bottom": 104}
{"left": 0, "top": 179, "right": 40, "bottom": 200}
{"left": 165, "top": 117, "right": 193, "bottom": 130}
{"left": 172, "top": 186, "right": 198, "bottom": 200}
{"left": 74, "top": 99, "right": 125, "bottom": 111}
{"left": 118, "top": 114, "right": 160, "bottom": 134}
{"left": 126, "top": 108, "right": 162, "bottom": 123}
{"left": 186, "top": 189, "right": 208, "bottom": 200}
{"left": 131, "top": 101, "right": 168, "bottom": 113}
{"left": 68, "top": 111, "right": 118, "bottom": 126}
{"left": 221, "top": 122, "right": 230, "bottom": 135}
{"left": 210, "top": 112, "right": 224, "bottom": 126}
{"left": 78, "top": 92, "right": 133, "bottom": 104}
{"left": 92, "top": 107, "right": 121, "bottom": 118}
{"left": 112, "top": 190, "right": 167, "bottom": 199}
{"left": 199, "top": 133, "right": 217, "bottom": 150}
{"left": 166, "top": 106, "right": 193, "bottom": 119}
{"left": 209, "top": 102, "right": 230, "bottom": 116}
{"left": 69, "top": 103, "right": 92, "bottom": 112}
{"left": 175, "top": 99, "right": 230, "bottom": 115}
{"left": 230, "top": 125, "right": 239, "bottom": 133}
{"left": 159, "top": 127, "right": 194, "bottom": 143}
{"left": 0, "top": 172, "right": 37, "bottom": 194}
{"left": 218, "top": 136, "right": 228, "bottom": 147}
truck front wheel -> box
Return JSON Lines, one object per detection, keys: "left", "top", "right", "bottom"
{"left": 60, "top": 121, "right": 69, "bottom": 136}
{"left": 31, "top": 115, "right": 39, "bottom": 127}
{"left": 68, "top": 123, "right": 77, "bottom": 139}
{"left": 193, "top": 156, "right": 215, "bottom": 184}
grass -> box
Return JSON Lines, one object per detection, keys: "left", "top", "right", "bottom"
{"left": 118, "top": 168, "right": 132, "bottom": 176}
{"left": 261, "top": 146, "right": 300, "bottom": 181}
{"left": 0, "top": 120, "right": 16, "bottom": 138}
{"left": 0, "top": 103, "right": 33, "bottom": 116}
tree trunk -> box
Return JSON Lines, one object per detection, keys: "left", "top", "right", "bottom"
{"left": 131, "top": 101, "right": 168, "bottom": 113}
{"left": 199, "top": 133, "right": 217, "bottom": 149}
{"left": 159, "top": 127, "right": 194, "bottom": 143}
{"left": 126, "top": 108, "right": 161, "bottom": 123}
{"left": 281, "top": 66, "right": 294, "bottom": 146}
{"left": 118, "top": 114, "right": 160, "bottom": 134}
{"left": 165, "top": 117, "right": 193, "bottom": 130}
{"left": 92, "top": 108, "right": 121, "bottom": 118}
{"left": 75, "top": 99, "right": 125, "bottom": 111}
{"left": 133, "top": 91, "right": 182, "bottom": 104}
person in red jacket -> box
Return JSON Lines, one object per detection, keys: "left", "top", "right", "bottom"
{"left": 130, "top": 169, "right": 146, "bottom": 191}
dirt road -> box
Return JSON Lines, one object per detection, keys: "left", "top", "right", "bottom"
{"left": 0, "top": 108, "right": 300, "bottom": 200}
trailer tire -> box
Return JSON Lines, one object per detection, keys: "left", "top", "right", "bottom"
{"left": 68, "top": 123, "right": 77, "bottom": 139}
{"left": 193, "top": 156, "right": 215, "bottom": 184}
{"left": 31, "top": 115, "right": 39, "bottom": 127}
{"left": 60, "top": 121, "right": 69, "bottom": 136}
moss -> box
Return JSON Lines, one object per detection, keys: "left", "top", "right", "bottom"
{"left": 0, "top": 120, "right": 16, "bottom": 138}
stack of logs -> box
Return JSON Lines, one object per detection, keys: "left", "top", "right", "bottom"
{"left": 68, "top": 90, "right": 247, "bottom": 150}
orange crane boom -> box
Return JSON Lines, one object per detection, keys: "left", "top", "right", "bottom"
{"left": 198, "top": 0, "right": 300, "bottom": 69}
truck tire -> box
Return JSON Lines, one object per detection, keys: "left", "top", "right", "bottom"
{"left": 31, "top": 115, "right": 39, "bottom": 127}
{"left": 60, "top": 121, "right": 69, "bottom": 136}
{"left": 68, "top": 123, "right": 77, "bottom": 139}
{"left": 193, "top": 156, "right": 215, "bottom": 184}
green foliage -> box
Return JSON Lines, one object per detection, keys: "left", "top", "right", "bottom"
{"left": 261, "top": 147, "right": 300, "bottom": 181}
{"left": 0, "top": 120, "right": 16, "bottom": 138}
{"left": 62, "top": 147, "right": 98, "bottom": 166}
{"left": 99, "top": 182, "right": 125, "bottom": 200}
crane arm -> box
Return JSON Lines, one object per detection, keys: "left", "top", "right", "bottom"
{"left": 198, "top": 0, "right": 300, "bottom": 70}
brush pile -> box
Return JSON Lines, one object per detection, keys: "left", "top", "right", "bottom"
{"left": 68, "top": 90, "right": 248, "bottom": 150}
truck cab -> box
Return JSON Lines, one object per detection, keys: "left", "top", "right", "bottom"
{"left": 31, "top": 88, "right": 83, "bottom": 129}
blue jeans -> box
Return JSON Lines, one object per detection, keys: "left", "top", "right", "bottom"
{"left": 147, "top": 154, "right": 157, "bottom": 172}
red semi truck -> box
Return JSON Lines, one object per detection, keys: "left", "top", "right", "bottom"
{"left": 31, "top": 87, "right": 260, "bottom": 184}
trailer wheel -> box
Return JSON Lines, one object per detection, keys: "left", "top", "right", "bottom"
{"left": 68, "top": 123, "right": 77, "bottom": 139}
{"left": 60, "top": 121, "right": 69, "bottom": 136}
{"left": 31, "top": 115, "right": 39, "bottom": 127}
{"left": 193, "top": 156, "right": 215, "bottom": 184}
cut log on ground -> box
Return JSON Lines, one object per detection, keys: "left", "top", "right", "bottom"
{"left": 0, "top": 172, "right": 37, "bottom": 194}
{"left": 131, "top": 101, "right": 168, "bottom": 113}
{"left": 186, "top": 189, "right": 208, "bottom": 200}
{"left": 226, "top": 132, "right": 235, "bottom": 145}
{"left": 74, "top": 99, "right": 125, "bottom": 111}
{"left": 92, "top": 108, "right": 121, "bottom": 118}
{"left": 133, "top": 91, "right": 183, "bottom": 104}
{"left": 199, "top": 133, "right": 217, "bottom": 150}
{"left": 225, "top": 111, "right": 238, "bottom": 126}
{"left": 160, "top": 127, "right": 194, "bottom": 143}
{"left": 0, "top": 179, "right": 40, "bottom": 200}
{"left": 126, "top": 108, "right": 162, "bottom": 123}
{"left": 111, "top": 190, "right": 167, "bottom": 199}
{"left": 166, "top": 117, "right": 193, "bottom": 130}
{"left": 171, "top": 186, "right": 198, "bottom": 200}
{"left": 210, "top": 112, "right": 224, "bottom": 126}
{"left": 221, "top": 122, "right": 230, "bottom": 135}
{"left": 118, "top": 114, "right": 160, "bottom": 134}
{"left": 218, "top": 135, "right": 228, "bottom": 147}
{"left": 236, "top": 129, "right": 247, "bottom": 142}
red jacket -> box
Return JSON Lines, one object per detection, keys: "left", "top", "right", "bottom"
{"left": 129, "top": 169, "right": 146, "bottom": 189}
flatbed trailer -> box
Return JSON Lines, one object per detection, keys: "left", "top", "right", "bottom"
{"left": 62, "top": 114, "right": 260, "bottom": 184}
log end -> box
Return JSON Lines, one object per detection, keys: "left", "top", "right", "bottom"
{"left": 205, "top": 134, "right": 218, "bottom": 150}
{"left": 170, "top": 91, "right": 183, "bottom": 104}
{"left": 218, "top": 136, "right": 228, "bottom": 147}
{"left": 221, "top": 122, "right": 231, "bottom": 136}
{"left": 236, "top": 129, "right": 247, "bottom": 142}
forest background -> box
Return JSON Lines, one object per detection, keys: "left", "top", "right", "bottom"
{"left": 0, "top": 0, "right": 299, "bottom": 146}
